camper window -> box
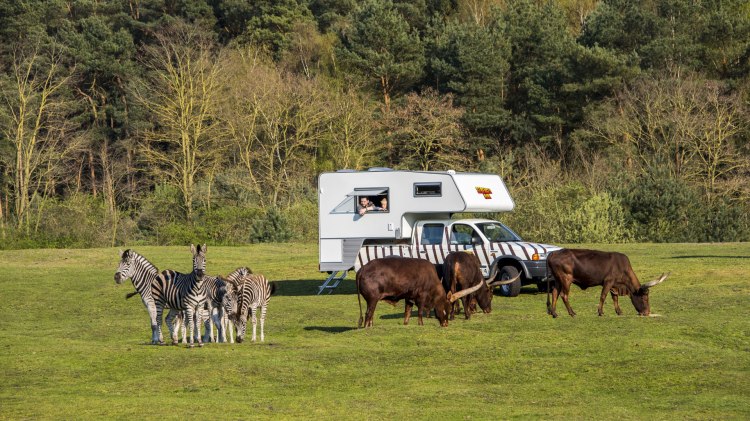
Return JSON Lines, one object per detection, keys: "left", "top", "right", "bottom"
{"left": 421, "top": 224, "right": 445, "bottom": 245}
{"left": 414, "top": 182, "right": 442, "bottom": 197}
{"left": 332, "top": 188, "right": 388, "bottom": 214}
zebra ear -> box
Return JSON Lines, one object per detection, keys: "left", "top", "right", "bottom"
{"left": 190, "top": 244, "right": 196, "bottom": 254}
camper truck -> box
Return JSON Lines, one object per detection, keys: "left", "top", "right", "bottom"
{"left": 317, "top": 169, "right": 560, "bottom": 295}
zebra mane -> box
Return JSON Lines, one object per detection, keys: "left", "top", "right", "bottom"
{"left": 128, "top": 250, "right": 159, "bottom": 275}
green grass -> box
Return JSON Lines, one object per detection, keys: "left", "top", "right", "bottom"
{"left": 0, "top": 243, "right": 748, "bottom": 420}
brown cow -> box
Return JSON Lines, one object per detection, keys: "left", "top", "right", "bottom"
{"left": 356, "top": 257, "right": 483, "bottom": 327}
{"left": 545, "top": 248, "right": 669, "bottom": 318}
{"left": 443, "top": 251, "right": 519, "bottom": 320}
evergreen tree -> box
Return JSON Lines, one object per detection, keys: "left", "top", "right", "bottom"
{"left": 337, "top": 0, "right": 425, "bottom": 111}
{"left": 428, "top": 15, "right": 511, "bottom": 143}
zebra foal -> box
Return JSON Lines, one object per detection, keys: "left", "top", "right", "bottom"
{"left": 223, "top": 273, "right": 276, "bottom": 342}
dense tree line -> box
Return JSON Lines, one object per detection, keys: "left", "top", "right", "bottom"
{"left": 0, "top": 0, "right": 748, "bottom": 248}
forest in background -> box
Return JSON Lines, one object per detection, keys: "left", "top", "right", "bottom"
{"left": 0, "top": 0, "right": 748, "bottom": 249}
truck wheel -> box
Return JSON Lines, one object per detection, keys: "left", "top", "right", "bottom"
{"left": 497, "top": 266, "right": 522, "bottom": 297}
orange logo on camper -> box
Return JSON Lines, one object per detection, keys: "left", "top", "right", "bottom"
{"left": 476, "top": 187, "right": 493, "bottom": 199}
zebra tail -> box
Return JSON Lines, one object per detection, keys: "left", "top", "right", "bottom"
{"left": 269, "top": 282, "right": 277, "bottom": 296}
{"left": 125, "top": 291, "right": 139, "bottom": 300}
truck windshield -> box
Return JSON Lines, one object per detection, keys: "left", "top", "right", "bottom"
{"left": 476, "top": 222, "right": 521, "bottom": 242}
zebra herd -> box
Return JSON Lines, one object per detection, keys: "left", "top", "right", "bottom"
{"left": 113, "top": 245, "right": 275, "bottom": 347}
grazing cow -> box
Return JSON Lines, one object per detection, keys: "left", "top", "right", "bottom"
{"left": 443, "top": 251, "right": 519, "bottom": 320}
{"left": 545, "top": 248, "right": 669, "bottom": 318}
{"left": 356, "top": 257, "right": 483, "bottom": 327}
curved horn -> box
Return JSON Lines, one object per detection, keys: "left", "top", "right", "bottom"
{"left": 449, "top": 281, "right": 485, "bottom": 303}
{"left": 487, "top": 271, "right": 521, "bottom": 287}
{"left": 641, "top": 272, "right": 670, "bottom": 289}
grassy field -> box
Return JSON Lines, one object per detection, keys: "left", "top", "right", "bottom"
{"left": 0, "top": 243, "right": 748, "bottom": 420}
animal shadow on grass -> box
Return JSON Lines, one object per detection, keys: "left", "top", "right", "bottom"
{"left": 272, "top": 279, "right": 358, "bottom": 296}
{"left": 304, "top": 326, "right": 358, "bottom": 334}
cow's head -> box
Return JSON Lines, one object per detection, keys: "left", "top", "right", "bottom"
{"left": 476, "top": 268, "right": 522, "bottom": 314}
{"left": 631, "top": 273, "right": 669, "bottom": 316}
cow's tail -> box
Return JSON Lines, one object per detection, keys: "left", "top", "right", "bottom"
{"left": 356, "top": 271, "right": 363, "bottom": 328}
{"left": 545, "top": 251, "right": 555, "bottom": 315}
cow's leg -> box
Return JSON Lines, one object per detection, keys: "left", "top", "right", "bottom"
{"left": 365, "top": 299, "right": 378, "bottom": 327}
{"left": 610, "top": 291, "right": 623, "bottom": 315}
{"left": 462, "top": 296, "right": 471, "bottom": 320}
{"left": 416, "top": 302, "right": 426, "bottom": 326}
{"left": 404, "top": 300, "right": 413, "bottom": 325}
{"left": 550, "top": 282, "right": 560, "bottom": 318}
{"left": 560, "top": 284, "right": 576, "bottom": 317}
{"left": 598, "top": 285, "right": 613, "bottom": 316}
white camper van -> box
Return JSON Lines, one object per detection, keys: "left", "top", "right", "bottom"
{"left": 317, "top": 169, "right": 560, "bottom": 295}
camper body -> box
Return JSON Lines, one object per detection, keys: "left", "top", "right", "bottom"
{"left": 317, "top": 169, "right": 559, "bottom": 295}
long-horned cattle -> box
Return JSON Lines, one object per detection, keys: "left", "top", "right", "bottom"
{"left": 545, "top": 248, "right": 669, "bottom": 318}
{"left": 356, "top": 257, "right": 483, "bottom": 327}
{"left": 443, "top": 251, "right": 519, "bottom": 320}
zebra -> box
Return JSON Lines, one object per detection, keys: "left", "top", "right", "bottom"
{"left": 114, "top": 249, "right": 163, "bottom": 344}
{"left": 200, "top": 266, "right": 252, "bottom": 344}
{"left": 223, "top": 273, "right": 276, "bottom": 342}
{"left": 158, "top": 244, "right": 209, "bottom": 347}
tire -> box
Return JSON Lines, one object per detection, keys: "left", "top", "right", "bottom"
{"left": 497, "top": 265, "right": 522, "bottom": 297}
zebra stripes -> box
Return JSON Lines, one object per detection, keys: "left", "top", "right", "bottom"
{"left": 223, "top": 274, "right": 276, "bottom": 343}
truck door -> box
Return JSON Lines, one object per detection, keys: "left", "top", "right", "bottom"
{"left": 449, "top": 223, "right": 492, "bottom": 277}
{"left": 417, "top": 223, "right": 447, "bottom": 263}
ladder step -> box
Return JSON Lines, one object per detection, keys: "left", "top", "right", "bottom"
{"left": 317, "top": 271, "right": 348, "bottom": 295}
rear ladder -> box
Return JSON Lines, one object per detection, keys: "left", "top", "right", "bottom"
{"left": 317, "top": 270, "right": 348, "bottom": 295}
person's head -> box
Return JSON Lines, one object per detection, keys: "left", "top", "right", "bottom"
{"left": 380, "top": 197, "right": 388, "bottom": 209}
{"left": 359, "top": 197, "right": 369, "bottom": 207}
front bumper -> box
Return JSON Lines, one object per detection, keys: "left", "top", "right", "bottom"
{"left": 522, "top": 260, "right": 548, "bottom": 282}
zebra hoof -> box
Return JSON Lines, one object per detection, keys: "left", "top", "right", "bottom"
{"left": 198, "top": 343, "right": 204, "bottom": 348}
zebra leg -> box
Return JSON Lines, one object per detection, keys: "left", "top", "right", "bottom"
{"left": 165, "top": 309, "right": 179, "bottom": 345}
{"left": 184, "top": 307, "right": 196, "bottom": 348}
{"left": 146, "top": 301, "right": 160, "bottom": 345}
{"left": 251, "top": 307, "right": 258, "bottom": 342}
{"left": 260, "top": 305, "right": 267, "bottom": 342}
{"left": 224, "top": 314, "right": 234, "bottom": 344}
{"left": 211, "top": 307, "right": 225, "bottom": 343}
{"left": 202, "top": 308, "right": 212, "bottom": 343}
{"left": 155, "top": 305, "right": 167, "bottom": 345}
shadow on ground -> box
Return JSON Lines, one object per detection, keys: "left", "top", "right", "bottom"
{"left": 272, "top": 279, "right": 358, "bottom": 296}
{"left": 303, "top": 326, "right": 358, "bottom": 334}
